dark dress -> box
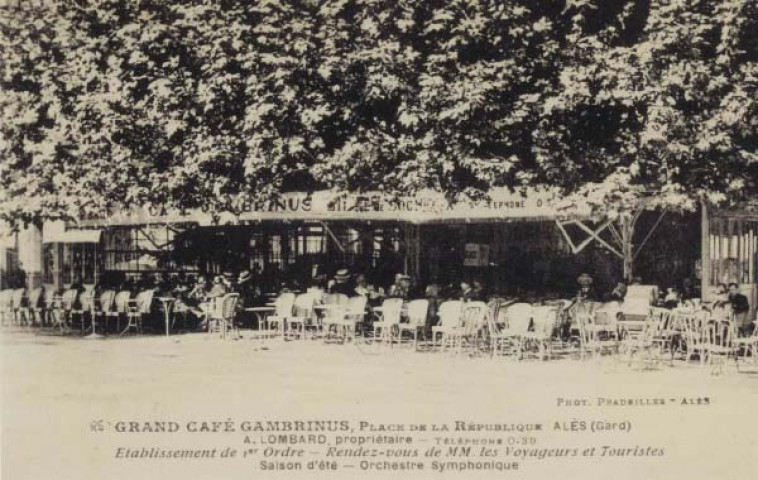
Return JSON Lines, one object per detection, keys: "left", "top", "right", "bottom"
{"left": 729, "top": 293, "right": 750, "bottom": 314}
{"left": 330, "top": 281, "right": 354, "bottom": 297}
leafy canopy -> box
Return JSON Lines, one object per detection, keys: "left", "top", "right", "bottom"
{"left": 1, "top": 0, "right": 756, "bottom": 228}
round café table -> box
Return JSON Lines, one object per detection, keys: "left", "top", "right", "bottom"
{"left": 245, "top": 306, "right": 277, "bottom": 332}
{"left": 155, "top": 297, "right": 175, "bottom": 337}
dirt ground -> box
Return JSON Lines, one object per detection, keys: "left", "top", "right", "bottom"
{"left": 2, "top": 329, "right": 758, "bottom": 480}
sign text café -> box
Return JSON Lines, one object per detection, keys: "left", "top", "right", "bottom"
{"left": 77, "top": 188, "right": 560, "bottom": 227}
{"left": 234, "top": 188, "right": 558, "bottom": 224}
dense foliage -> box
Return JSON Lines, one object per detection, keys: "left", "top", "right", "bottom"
{"left": 1, "top": 0, "right": 756, "bottom": 227}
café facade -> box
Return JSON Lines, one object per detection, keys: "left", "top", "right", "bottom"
{"left": 25, "top": 188, "right": 716, "bottom": 304}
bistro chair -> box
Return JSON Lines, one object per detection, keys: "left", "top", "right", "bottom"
{"left": 399, "top": 299, "right": 429, "bottom": 348}
{"left": 648, "top": 307, "right": 679, "bottom": 363}
{"left": 621, "top": 309, "right": 656, "bottom": 367}
{"left": 373, "top": 297, "right": 404, "bottom": 346}
{"left": 11, "top": 288, "right": 28, "bottom": 327}
{"left": 431, "top": 300, "right": 464, "bottom": 351}
{"left": 487, "top": 310, "right": 509, "bottom": 359}
{"left": 576, "top": 304, "right": 619, "bottom": 360}
{"left": 49, "top": 289, "right": 75, "bottom": 333}
{"left": 677, "top": 311, "right": 709, "bottom": 365}
{"left": 456, "top": 301, "right": 489, "bottom": 355}
{"left": 286, "top": 293, "right": 317, "bottom": 340}
{"left": 326, "top": 295, "right": 368, "bottom": 342}
{"left": 497, "top": 302, "right": 533, "bottom": 359}
{"left": 40, "top": 288, "right": 58, "bottom": 327}
{"left": 703, "top": 318, "right": 736, "bottom": 375}
{"left": 265, "top": 292, "right": 296, "bottom": 337}
{"left": 504, "top": 302, "right": 533, "bottom": 327}
{"left": 544, "top": 299, "right": 573, "bottom": 355}
{"left": 487, "top": 298, "right": 507, "bottom": 326}
{"left": 0, "top": 288, "right": 14, "bottom": 326}
{"left": 122, "top": 290, "right": 154, "bottom": 335}
{"left": 735, "top": 318, "right": 758, "bottom": 370}
{"left": 580, "top": 304, "right": 620, "bottom": 357}
{"left": 58, "top": 289, "right": 80, "bottom": 332}
{"left": 0, "top": 289, "right": 12, "bottom": 326}
{"left": 209, "top": 293, "right": 240, "bottom": 340}
{"left": 70, "top": 291, "right": 95, "bottom": 335}
{"left": 521, "top": 306, "right": 560, "bottom": 360}
{"left": 25, "top": 287, "right": 44, "bottom": 327}
{"left": 106, "top": 290, "right": 132, "bottom": 333}
{"left": 94, "top": 290, "right": 117, "bottom": 335}
{"left": 594, "top": 303, "right": 622, "bottom": 338}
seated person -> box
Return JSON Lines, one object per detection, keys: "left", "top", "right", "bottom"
{"left": 387, "top": 274, "right": 411, "bottom": 299}
{"left": 181, "top": 275, "right": 209, "bottom": 330}
{"left": 663, "top": 287, "right": 680, "bottom": 309}
{"left": 680, "top": 278, "right": 698, "bottom": 301}
{"left": 205, "top": 275, "right": 227, "bottom": 299}
{"left": 608, "top": 282, "right": 627, "bottom": 302}
{"left": 567, "top": 273, "right": 599, "bottom": 311}
{"left": 354, "top": 274, "right": 384, "bottom": 298}
{"left": 458, "top": 280, "right": 480, "bottom": 302}
{"left": 423, "top": 284, "right": 442, "bottom": 335}
{"left": 472, "top": 279, "right": 487, "bottom": 302}
{"left": 329, "top": 269, "right": 354, "bottom": 296}
{"left": 710, "top": 283, "right": 730, "bottom": 310}
{"left": 728, "top": 283, "right": 751, "bottom": 335}
{"left": 575, "top": 273, "right": 599, "bottom": 302}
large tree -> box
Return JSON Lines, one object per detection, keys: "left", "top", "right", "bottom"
{"left": 543, "top": 0, "right": 758, "bottom": 279}
{"left": 1, "top": 0, "right": 756, "bottom": 235}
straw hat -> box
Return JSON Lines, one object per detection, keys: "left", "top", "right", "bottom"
{"left": 334, "top": 269, "right": 351, "bottom": 282}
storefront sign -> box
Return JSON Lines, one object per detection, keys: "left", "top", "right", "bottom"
{"left": 77, "top": 188, "right": 560, "bottom": 227}
{"left": 236, "top": 188, "right": 558, "bottom": 223}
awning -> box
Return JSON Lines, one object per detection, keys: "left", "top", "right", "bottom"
{"left": 42, "top": 229, "right": 102, "bottom": 244}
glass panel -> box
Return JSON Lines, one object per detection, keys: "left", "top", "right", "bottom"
{"left": 42, "top": 244, "right": 54, "bottom": 284}
{"left": 61, "top": 244, "right": 73, "bottom": 285}
{"left": 82, "top": 243, "right": 95, "bottom": 284}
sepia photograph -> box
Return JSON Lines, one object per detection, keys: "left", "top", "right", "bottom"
{"left": 1, "top": 0, "right": 757, "bottom": 479}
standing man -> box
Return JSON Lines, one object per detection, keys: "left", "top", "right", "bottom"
{"left": 237, "top": 270, "right": 261, "bottom": 329}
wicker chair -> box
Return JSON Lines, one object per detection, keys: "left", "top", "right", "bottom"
{"left": 122, "top": 290, "right": 154, "bottom": 335}
{"left": 209, "top": 293, "right": 240, "bottom": 339}
{"left": 399, "top": 299, "right": 429, "bottom": 348}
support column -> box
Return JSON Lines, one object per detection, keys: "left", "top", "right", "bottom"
{"left": 18, "top": 224, "right": 43, "bottom": 289}
{"left": 700, "top": 201, "right": 711, "bottom": 301}
{"left": 620, "top": 217, "right": 634, "bottom": 283}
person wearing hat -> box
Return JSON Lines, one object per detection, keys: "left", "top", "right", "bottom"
{"left": 560, "top": 273, "right": 599, "bottom": 340}
{"left": 575, "top": 273, "right": 598, "bottom": 301}
{"left": 354, "top": 274, "right": 384, "bottom": 303}
{"left": 221, "top": 271, "right": 237, "bottom": 292}
{"left": 329, "top": 269, "right": 355, "bottom": 296}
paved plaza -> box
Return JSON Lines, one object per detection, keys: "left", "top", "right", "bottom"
{"left": 2, "top": 330, "right": 758, "bottom": 479}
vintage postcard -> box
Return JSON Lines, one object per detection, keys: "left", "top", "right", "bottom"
{"left": 1, "top": 1, "right": 757, "bottom": 479}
